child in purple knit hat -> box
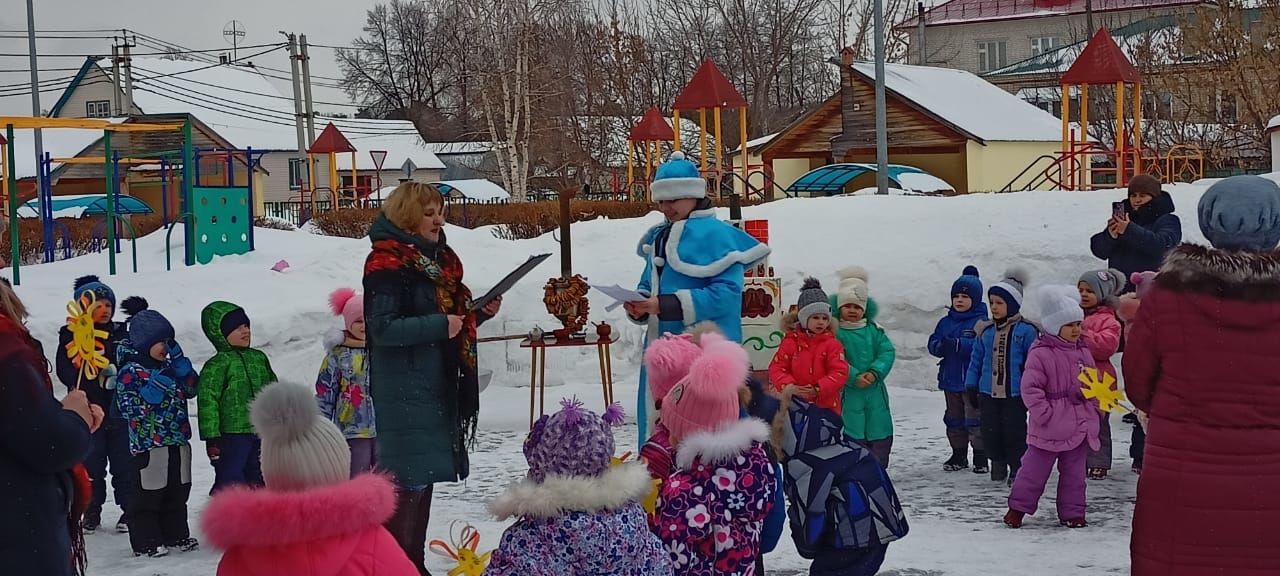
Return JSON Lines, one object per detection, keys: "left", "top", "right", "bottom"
{"left": 485, "top": 398, "right": 672, "bottom": 576}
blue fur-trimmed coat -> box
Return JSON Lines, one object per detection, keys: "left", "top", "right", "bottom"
{"left": 485, "top": 462, "right": 672, "bottom": 576}
{"left": 630, "top": 209, "right": 770, "bottom": 440}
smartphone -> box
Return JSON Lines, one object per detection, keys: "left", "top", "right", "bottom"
{"left": 1112, "top": 201, "right": 1126, "bottom": 219}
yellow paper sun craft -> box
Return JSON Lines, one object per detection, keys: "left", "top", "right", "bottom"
{"left": 612, "top": 451, "right": 661, "bottom": 515}
{"left": 1078, "top": 367, "right": 1131, "bottom": 414}
{"left": 428, "top": 521, "right": 491, "bottom": 576}
{"left": 65, "top": 292, "right": 110, "bottom": 382}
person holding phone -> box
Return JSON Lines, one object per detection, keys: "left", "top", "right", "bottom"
{"left": 1089, "top": 175, "right": 1182, "bottom": 292}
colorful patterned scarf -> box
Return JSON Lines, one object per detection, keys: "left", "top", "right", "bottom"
{"left": 366, "top": 235, "right": 480, "bottom": 450}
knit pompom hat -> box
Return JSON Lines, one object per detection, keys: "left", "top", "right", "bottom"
{"left": 796, "top": 277, "right": 831, "bottom": 327}
{"left": 1036, "top": 285, "right": 1085, "bottom": 337}
{"left": 951, "top": 266, "right": 982, "bottom": 300}
{"left": 1130, "top": 271, "right": 1158, "bottom": 299}
{"left": 650, "top": 151, "right": 707, "bottom": 202}
{"left": 1079, "top": 268, "right": 1125, "bottom": 307}
{"left": 661, "top": 335, "right": 749, "bottom": 443}
{"left": 328, "top": 288, "right": 364, "bottom": 333}
{"left": 644, "top": 333, "right": 702, "bottom": 409}
{"left": 836, "top": 266, "right": 869, "bottom": 310}
{"left": 1198, "top": 175, "right": 1280, "bottom": 252}
{"left": 121, "top": 296, "right": 174, "bottom": 353}
{"left": 524, "top": 398, "right": 625, "bottom": 482}
{"left": 989, "top": 268, "right": 1029, "bottom": 316}
{"left": 73, "top": 275, "right": 116, "bottom": 309}
{"left": 251, "top": 381, "right": 351, "bottom": 491}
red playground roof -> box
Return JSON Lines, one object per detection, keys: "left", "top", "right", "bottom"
{"left": 673, "top": 59, "right": 748, "bottom": 111}
{"left": 308, "top": 123, "right": 357, "bottom": 154}
{"left": 896, "top": 0, "right": 1202, "bottom": 29}
{"left": 628, "top": 107, "right": 675, "bottom": 142}
{"left": 1062, "top": 28, "right": 1142, "bottom": 85}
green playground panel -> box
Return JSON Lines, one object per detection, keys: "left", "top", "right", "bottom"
{"left": 192, "top": 187, "right": 252, "bottom": 264}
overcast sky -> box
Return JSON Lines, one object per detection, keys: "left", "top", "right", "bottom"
{"left": 0, "top": 0, "right": 380, "bottom": 116}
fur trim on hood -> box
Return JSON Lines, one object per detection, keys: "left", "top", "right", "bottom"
{"left": 487, "top": 461, "right": 655, "bottom": 520}
{"left": 675, "top": 417, "right": 771, "bottom": 470}
{"left": 1157, "top": 244, "right": 1280, "bottom": 301}
{"left": 201, "top": 473, "right": 397, "bottom": 550}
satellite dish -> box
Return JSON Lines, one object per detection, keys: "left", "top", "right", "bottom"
{"left": 222, "top": 20, "right": 247, "bottom": 62}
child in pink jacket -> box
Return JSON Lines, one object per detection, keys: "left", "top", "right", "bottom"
{"left": 1077, "top": 269, "right": 1124, "bottom": 480}
{"left": 1005, "top": 286, "right": 1099, "bottom": 529}
{"left": 201, "top": 381, "right": 416, "bottom": 576}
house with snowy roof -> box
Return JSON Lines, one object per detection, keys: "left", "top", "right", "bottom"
{"left": 755, "top": 51, "right": 1063, "bottom": 194}
{"left": 47, "top": 56, "right": 445, "bottom": 207}
{"left": 897, "top": 0, "right": 1211, "bottom": 76}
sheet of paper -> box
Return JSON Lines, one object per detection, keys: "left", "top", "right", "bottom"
{"left": 590, "top": 283, "right": 648, "bottom": 312}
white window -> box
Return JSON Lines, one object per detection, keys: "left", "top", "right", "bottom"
{"left": 977, "top": 41, "right": 1007, "bottom": 72}
{"left": 86, "top": 100, "right": 110, "bottom": 118}
{"left": 288, "top": 158, "right": 305, "bottom": 190}
{"left": 1030, "top": 36, "right": 1059, "bottom": 56}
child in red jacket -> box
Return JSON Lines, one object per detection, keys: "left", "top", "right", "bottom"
{"left": 769, "top": 278, "right": 850, "bottom": 415}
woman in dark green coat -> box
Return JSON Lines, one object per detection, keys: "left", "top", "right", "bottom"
{"left": 362, "top": 182, "right": 501, "bottom": 574}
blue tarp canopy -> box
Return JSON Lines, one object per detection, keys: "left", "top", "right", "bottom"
{"left": 786, "top": 163, "right": 953, "bottom": 195}
{"left": 18, "top": 194, "right": 154, "bottom": 219}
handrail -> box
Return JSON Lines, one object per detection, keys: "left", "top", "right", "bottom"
{"left": 165, "top": 212, "right": 194, "bottom": 271}
{"left": 999, "top": 155, "right": 1060, "bottom": 193}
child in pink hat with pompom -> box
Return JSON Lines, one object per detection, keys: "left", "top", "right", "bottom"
{"left": 314, "top": 288, "right": 377, "bottom": 477}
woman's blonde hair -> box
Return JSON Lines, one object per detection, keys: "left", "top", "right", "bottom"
{"left": 383, "top": 182, "right": 445, "bottom": 231}
{"left": 0, "top": 277, "right": 29, "bottom": 327}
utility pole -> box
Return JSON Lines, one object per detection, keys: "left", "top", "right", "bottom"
{"left": 1086, "top": 0, "right": 1095, "bottom": 36}
{"left": 299, "top": 34, "right": 317, "bottom": 147}
{"left": 917, "top": 2, "right": 927, "bottom": 66}
{"left": 111, "top": 42, "right": 122, "bottom": 115}
{"left": 873, "top": 0, "right": 889, "bottom": 194}
{"left": 25, "top": 0, "right": 45, "bottom": 208}
{"left": 283, "top": 32, "right": 311, "bottom": 213}
{"left": 121, "top": 31, "right": 135, "bottom": 114}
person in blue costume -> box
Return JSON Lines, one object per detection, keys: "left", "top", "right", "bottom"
{"left": 624, "top": 151, "right": 771, "bottom": 442}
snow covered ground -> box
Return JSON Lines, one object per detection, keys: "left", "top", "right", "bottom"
{"left": 12, "top": 185, "right": 1214, "bottom": 574}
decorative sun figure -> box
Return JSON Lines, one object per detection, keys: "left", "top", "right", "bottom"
{"left": 65, "top": 292, "right": 110, "bottom": 382}
{"left": 1078, "top": 367, "right": 1131, "bottom": 414}
{"left": 428, "top": 522, "right": 492, "bottom": 576}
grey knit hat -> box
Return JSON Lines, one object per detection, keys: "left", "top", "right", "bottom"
{"left": 251, "top": 381, "right": 351, "bottom": 491}
{"left": 1198, "top": 175, "right": 1280, "bottom": 252}
{"left": 796, "top": 277, "right": 831, "bottom": 327}
{"left": 1079, "top": 268, "right": 1126, "bottom": 306}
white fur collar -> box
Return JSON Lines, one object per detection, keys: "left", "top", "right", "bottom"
{"left": 675, "top": 418, "right": 770, "bottom": 470}
{"left": 487, "top": 462, "right": 654, "bottom": 520}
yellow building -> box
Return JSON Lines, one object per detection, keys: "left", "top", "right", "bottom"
{"left": 754, "top": 55, "right": 1063, "bottom": 195}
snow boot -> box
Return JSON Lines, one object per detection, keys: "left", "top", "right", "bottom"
{"left": 990, "top": 460, "right": 1008, "bottom": 482}
{"left": 135, "top": 545, "right": 169, "bottom": 558}
{"left": 972, "top": 451, "right": 989, "bottom": 474}
{"left": 168, "top": 537, "right": 199, "bottom": 552}
{"left": 1087, "top": 467, "right": 1108, "bottom": 480}
{"left": 82, "top": 510, "right": 101, "bottom": 534}
{"left": 1003, "top": 509, "right": 1025, "bottom": 529}
{"left": 943, "top": 453, "right": 968, "bottom": 472}
{"left": 1061, "top": 517, "right": 1088, "bottom": 528}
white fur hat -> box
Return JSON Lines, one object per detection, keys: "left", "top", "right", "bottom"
{"left": 836, "top": 266, "right": 869, "bottom": 310}
{"left": 251, "top": 381, "right": 351, "bottom": 491}
{"left": 1037, "top": 285, "right": 1085, "bottom": 337}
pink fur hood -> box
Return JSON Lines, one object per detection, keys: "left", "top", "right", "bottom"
{"left": 202, "top": 473, "right": 398, "bottom": 549}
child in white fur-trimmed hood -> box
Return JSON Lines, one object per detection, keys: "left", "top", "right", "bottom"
{"left": 485, "top": 399, "right": 672, "bottom": 576}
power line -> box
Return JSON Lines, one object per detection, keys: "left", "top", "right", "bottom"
{"left": 133, "top": 85, "right": 418, "bottom": 137}
{"left": 132, "top": 64, "right": 361, "bottom": 108}
{"left": 0, "top": 42, "right": 284, "bottom": 59}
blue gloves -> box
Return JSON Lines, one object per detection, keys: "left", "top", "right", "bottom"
{"left": 167, "top": 340, "right": 185, "bottom": 361}
{"left": 140, "top": 373, "right": 176, "bottom": 405}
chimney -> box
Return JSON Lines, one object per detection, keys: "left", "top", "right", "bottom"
{"left": 831, "top": 47, "right": 859, "bottom": 161}
{"left": 219, "top": 53, "right": 230, "bottom": 65}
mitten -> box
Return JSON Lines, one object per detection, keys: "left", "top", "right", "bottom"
{"left": 206, "top": 438, "right": 221, "bottom": 462}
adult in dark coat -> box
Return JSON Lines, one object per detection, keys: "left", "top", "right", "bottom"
{"left": 363, "top": 182, "right": 501, "bottom": 575}
{"left": 0, "top": 277, "right": 99, "bottom": 576}
{"left": 1089, "top": 174, "right": 1182, "bottom": 291}
{"left": 55, "top": 275, "right": 133, "bottom": 532}
{"left": 1124, "top": 176, "right": 1280, "bottom": 576}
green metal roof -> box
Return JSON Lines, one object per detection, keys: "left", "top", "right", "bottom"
{"left": 985, "top": 16, "right": 1179, "bottom": 77}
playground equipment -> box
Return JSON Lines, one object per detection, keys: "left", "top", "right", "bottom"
{"left": 295, "top": 123, "right": 360, "bottom": 218}
{"left": 1001, "top": 29, "right": 1204, "bottom": 192}
{"left": 624, "top": 107, "right": 675, "bottom": 201}
{"left": 671, "top": 59, "right": 751, "bottom": 198}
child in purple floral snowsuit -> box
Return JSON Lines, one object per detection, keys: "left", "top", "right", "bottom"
{"left": 485, "top": 398, "right": 671, "bottom": 576}
{"left": 652, "top": 334, "right": 777, "bottom": 576}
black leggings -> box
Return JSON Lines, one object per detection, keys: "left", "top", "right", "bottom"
{"left": 979, "top": 394, "right": 1027, "bottom": 470}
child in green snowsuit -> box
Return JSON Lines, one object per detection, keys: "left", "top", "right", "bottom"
{"left": 830, "top": 267, "right": 897, "bottom": 468}
{"left": 197, "top": 301, "right": 278, "bottom": 493}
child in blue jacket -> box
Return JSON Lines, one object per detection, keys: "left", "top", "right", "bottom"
{"left": 965, "top": 270, "right": 1038, "bottom": 484}
{"left": 928, "top": 266, "right": 989, "bottom": 474}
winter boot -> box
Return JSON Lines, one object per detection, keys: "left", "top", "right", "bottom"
{"left": 990, "top": 460, "right": 1008, "bottom": 482}
{"left": 972, "top": 450, "right": 989, "bottom": 475}
{"left": 82, "top": 510, "right": 101, "bottom": 534}
{"left": 943, "top": 452, "right": 968, "bottom": 472}
{"left": 1061, "top": 517, "right": 1088, "bottom": 528}
{"left": 1003, "top": 509, "right": 1025, "bottom": 529}
{"left": 387, "top": 488, "right": 431, "bottom": 576}
{"left": 167, "top": 537, "right": 200, "bottom": 552}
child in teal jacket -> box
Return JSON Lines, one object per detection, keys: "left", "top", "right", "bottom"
{"left": 830, "top": 267, "right": 897, "bottom": 468}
